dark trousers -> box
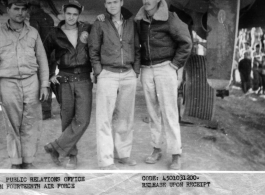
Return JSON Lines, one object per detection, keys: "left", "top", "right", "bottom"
{"left": 41, "top": 88, "right": 52, "bottom": 115}
{"left": 240, "top": 73, "right": 251, "bottom": 93}
{"left": 51, "top": 72, "right": 93, "bottom": 157}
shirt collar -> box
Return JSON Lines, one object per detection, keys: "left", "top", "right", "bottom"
{"left": 5, "top": 20, "right": 29, "bottom": 32}
{"left": 112, "top": 14, "right": 123, "bottom": 23}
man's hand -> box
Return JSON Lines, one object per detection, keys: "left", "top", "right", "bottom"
{"left": 50, "top": 75, "right": 61, "bottom": 85}
{"left": 40, "top": 87, "right": 49, "bottom": 102}
{"left": 97, "top": 14, "right": 105, "bottom": 22}
{"left": 177, "top": 67, "right": 184, "bottom": 88}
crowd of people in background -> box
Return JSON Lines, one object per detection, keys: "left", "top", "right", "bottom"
{"left": 233, "top": 27, "right": 265, "bottom": 94}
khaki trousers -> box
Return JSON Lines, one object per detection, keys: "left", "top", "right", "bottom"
{"left": 0, "top": 74, "right": 42, "bottom": 164}
{"left": 141, "top": 62, "right": 182, "bottom": 154}
{"left": 96, "top": 69, "right": 137, "bottom": 167}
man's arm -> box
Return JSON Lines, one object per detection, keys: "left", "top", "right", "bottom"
{"left": 35, "top": 32, "right": 49, "bottom": 88}
{"left": 35, "top": 31, "right": 49, "bottom": 101}
{"left": 169, "top": 12, "right": 192, "bottom": 70}
{"left": 89, "top": 21, "right": 103, "bottom": 76}
{"left": 133, "top": 21, "right": 141, "bottom": 75}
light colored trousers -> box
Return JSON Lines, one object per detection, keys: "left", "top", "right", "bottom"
{"left": 141, "top": 61, "right": 182, "bottom": 155}
{"left": 0, "top": 74, "right": 42, "bottom": 164}
{"left": 96, "top": 69, "right": 137, "bottom": 167}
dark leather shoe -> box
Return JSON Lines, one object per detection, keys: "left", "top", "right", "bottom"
{"left": 169, "top": 155, "right": 181, "bottom": 170}
{"left": 11, "top": 164, "right": 21, "bottom": 169}
{"left": 21, "top": 163, "right": 36, "bottom": 169}
{"left": 118, "top": 157, "right": 137, "bottom": 166}
{"left": 65, "top": 155, "right": 77, "bottom": 170}
{"left": 44, "top": 143, "right": 62, "bottom": 166}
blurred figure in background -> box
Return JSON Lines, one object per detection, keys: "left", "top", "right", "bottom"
{"left": 238, "top": 52, "right": 252, "bottom": 93}
{"left": 29, "top": 0, "right": 55, "bottom": 120}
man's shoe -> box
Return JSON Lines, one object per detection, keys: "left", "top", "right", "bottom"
{"left": 145, "top": 148, "right": 162, "bottom": 164}
{"left": 65, "top": 155, "right": 77, "bottom": 170}
{"left": 11, "top": 164, "right": 21, "bottom": 169}
{"left": 21, "top": 163, "right": 36, "bottom": 169}
{"left": 169, "top": 155, "right": 181, "bottom": 170}
{"left": 44, "top": 143, "right": 62, "bottom": 166}
{"left": 100, "top": 164, "right": 119, "bottom": 170}
{"left": 118, "top": 157, "right": 137, "bottom": 166}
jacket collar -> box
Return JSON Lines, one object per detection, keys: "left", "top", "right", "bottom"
{"left": 56, "top": 20, "right": 83, "bottom": 37}
{"left": 135, "top": 0, "right": 169, "bottom": 22}
{"left": 105, "top": 6, "right": 133, "bottom": 21}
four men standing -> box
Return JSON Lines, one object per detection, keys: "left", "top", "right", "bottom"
{"left": 0, "top": 0, "right": 192, "bottom": 170}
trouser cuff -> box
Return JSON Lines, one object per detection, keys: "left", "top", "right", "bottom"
{"left": 168, "top": 149, "right": 182, "bottom": 155}
{"left": 52, "top": 140, "right": 68, "bottom": 157}
{"left": 10, "top": 158, "right": 22, "bottom": 165}
{"left": 98, "top": 159, "right": 114, "bottom": 168}
{"left": 23, "top": 157, "right": 34, "bottom": 163}
{"left": 151, "top": 143, "right": 162, "bottom": 149}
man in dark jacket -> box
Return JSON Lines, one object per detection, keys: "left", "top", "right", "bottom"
{"left": 43, "top": 0, "right": 92, "bottom": 169}
{"left": 89, "top": 0, "right": 141, "bottom": 170}
{"left": 29, "top": 0, "right": 54, "bottom": 120}
{"left": 135, "top": 0, "right": 192, "bottom": 170}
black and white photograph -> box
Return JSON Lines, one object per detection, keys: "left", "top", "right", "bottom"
{"left": 0, "top": 0, "right": 265, "bottom": 194}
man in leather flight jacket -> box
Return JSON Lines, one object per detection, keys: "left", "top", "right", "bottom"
{"left": 135, "top": 0, "right": 192, "bottom": 170}
{"left": 89, "top": 0, "right": 141, "bottom": 170}
{"left": 43, "top": 0, "right": 92, "bottom": 170}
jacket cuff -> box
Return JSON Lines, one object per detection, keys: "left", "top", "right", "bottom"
{"left": 133, "top": 64, "right": 141, "bottom": 74}
{"left": 170, "top": 62, "right": 179, "bottom": 70}
{"left": 41, "top": 81, "right": 50, "bottom": 88}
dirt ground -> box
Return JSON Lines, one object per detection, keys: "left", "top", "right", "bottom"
{"left": 1, "top": 80, "right": 265, "bottom": 171}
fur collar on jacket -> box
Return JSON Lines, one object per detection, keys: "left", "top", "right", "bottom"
{"left": 135, "top": 0, "right": 169, "bottom": 22}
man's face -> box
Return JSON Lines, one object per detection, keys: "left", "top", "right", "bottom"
{"left": 105, "top": 0, "right": 123, "bottom": 16}
{"left": 64, "top": 7, "right": 79, "bottom": 26}
{"left": 142, "top": 0, "right": 160, "bottom": 12}
{"left": 7, "top": 4, "right": 28, "bottom": 24}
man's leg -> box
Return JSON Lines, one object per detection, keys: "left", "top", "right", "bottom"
{"left": 141, "top": 67, "right": 163, "bottom": 164}
{"left": 20, "top": 74, "right": 42, "bottom": 168}
{"left": 96, "top": 70, "right": 119, "bottom": 168}
{"left": 113, "top": 69, "right": 137, "bottom": 165}
{"left": 57, "top": 82, "right": 75, "bottom": 155}
{"left": 153, "top": 64, "right": 182, "bottom": 155}
{"left": 0, "top": 78, "right": 23, "bottom": 167}
{"left": 52, "top": 79, "right": 92, "bottom": 157}
{"left": 141, "top": 67, "right": 163, "bottom": 149}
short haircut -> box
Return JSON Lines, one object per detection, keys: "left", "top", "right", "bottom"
{"left": 7, "top": 3, "right": 29, "bottom": 9}
{"left": 63, "top": 5, "right": 81, "bottom": 14}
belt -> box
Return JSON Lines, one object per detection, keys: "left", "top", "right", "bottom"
{"left": 59, "top": 66, "right": 90, "bottom": 74}
{"left": 58, "top": 73, "right": 90, "bottom": 83}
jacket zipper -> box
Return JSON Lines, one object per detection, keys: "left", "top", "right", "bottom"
{"left": 148, "top": 18, "right": 153, "bottom": 65}
{"left": 110, "top": 19, "right": 125, "bottom": 66}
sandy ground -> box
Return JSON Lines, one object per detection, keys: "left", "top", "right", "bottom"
{"left": 1, "top": 80, "right": 265, "bottom": 171}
